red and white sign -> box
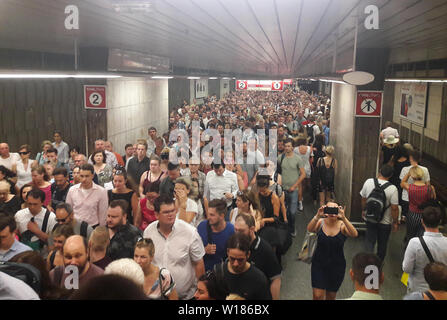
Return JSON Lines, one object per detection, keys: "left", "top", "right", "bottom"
{"left": 236, "top": 80, "right": 284, "bottom": 91}
{"left": 283, "top": 79, "right": 293, "bottom": 85}
{"left": 355, "top": 91, "right": 383, "bottom": 117}
{"left": 236, "top": 80, "right": 248, "bottom": 90}
{"left": 272, "top": 81, "right": 284, "bottom": 91}
{"left": 84, "top": 85, "right": 107, "bottom": 109}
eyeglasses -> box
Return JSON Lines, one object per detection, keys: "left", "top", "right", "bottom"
{"left": 56, "top": 214, "right": 71, "bottom": 223}
{"left": 19, "top": 152, "right": 30, "bottom": 155}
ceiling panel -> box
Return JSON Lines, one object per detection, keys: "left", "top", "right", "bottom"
{"left": 0, "top": 0, "right": 445, "bottom": 77}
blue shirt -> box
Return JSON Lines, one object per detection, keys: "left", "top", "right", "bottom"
{"left": 322, "top": 125, "right": 330, "bottom": 145}
{"left": 197, "top": 221, "right": 235, "bottom": 271}
{"left": 0, "top": 239, "right": 32, "bottom": 262}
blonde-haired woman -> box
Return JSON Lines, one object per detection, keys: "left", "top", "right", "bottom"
{"left": 401, "top": 166, "right": 436, "bottom": 240}
{"left": 316, "top": 145, "right": 337, "bottom": 206}
{"left": 134, "top": 238, "right": 178, "bottom": 300}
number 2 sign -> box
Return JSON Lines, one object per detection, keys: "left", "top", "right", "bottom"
{"left": 84, "top": 85, "right": 107, "bottom": 109}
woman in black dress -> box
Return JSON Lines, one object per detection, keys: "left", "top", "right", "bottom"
{"left": 256, "top": 175, "right": 281, "bottom": 251}
{"left": 108, "top": 169, "right": 139, "bottom": 226}
{"left": 306, "top": 201, "right": 358, "bottom": 300}
{"left": 0, "top": 180, "right": 20, "bottom": 216}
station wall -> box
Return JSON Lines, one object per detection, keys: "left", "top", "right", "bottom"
{"left": 107, "top": 77, "right": 169, "bottom": 156}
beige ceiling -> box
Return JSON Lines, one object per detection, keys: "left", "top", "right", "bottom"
{"left": 1, "top": 0, "right": 447, "bottom": 77}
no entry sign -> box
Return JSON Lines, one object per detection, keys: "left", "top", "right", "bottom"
{"left": 84, "top": 85, "right": 107, "bottom": 109}
{"left": 355, "top": 91, "right": 382, "bottom": 117}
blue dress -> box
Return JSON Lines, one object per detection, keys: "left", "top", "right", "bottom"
{"left": 311, "top": 222, "right": 347, "bottom": 292}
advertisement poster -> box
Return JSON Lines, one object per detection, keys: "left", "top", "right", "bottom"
{"left": 399, "top": 83, "right": 428, "bottom": 126}
{"left": 195, "top": 79, "right": 208, "bottom": 98}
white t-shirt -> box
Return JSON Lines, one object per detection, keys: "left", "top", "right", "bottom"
{"left": 0, "top": 153, "right": 20, "bottom": 171}
{"left": 176, "top": 198, "right": 199, "bottom": 227}
{"left": 399, "top": 165, "right": 430, "bottom": 201}
{"left": 381, "top": 127, "right": 399, "bottom": 140}
{"left": 15, "top": 207, "right": 57, "bottom": 242}
{"left": 360, "top": 178, "right": 398, "bottom": 225}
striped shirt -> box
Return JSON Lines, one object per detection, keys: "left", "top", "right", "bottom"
{"left": 408, "top": 184, "right": 431, "bottom": 213}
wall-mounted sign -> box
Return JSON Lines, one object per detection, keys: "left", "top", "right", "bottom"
{"left": 399, "top": 83, "right": 428, "bottom": 127}
{"left": 84, "top": 85, "right": 107, "bottom": 109}
{"left": 236, "top": 80, "right": 284, "bottom": 91}
{"left": 355, "top": 91, "right": 382, "bottom": 117}
{"left": 236, "top": 80, "right": 248, "bottom": 90}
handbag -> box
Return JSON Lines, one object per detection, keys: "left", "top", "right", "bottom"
{"left": 297, "top": 230, "right": 318, "bottom": 264}
{"left": 275, "top": 218, "right": 291, "bottom": 255}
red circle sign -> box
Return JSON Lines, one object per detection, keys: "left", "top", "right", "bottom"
{"left": 84, "top": 85, "right": 107, "bottom": 109}
{"left": 355, "top": 91, "right": 382, "bottom": 117}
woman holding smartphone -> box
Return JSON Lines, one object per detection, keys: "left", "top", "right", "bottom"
{"left": 307, "top": 201, "right": 358, "bottom": 300}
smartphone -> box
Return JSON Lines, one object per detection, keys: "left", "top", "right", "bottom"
{"left": 324, "top": 206, "right": 339, "bottom": 215}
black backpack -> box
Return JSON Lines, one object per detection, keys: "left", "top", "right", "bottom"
{"left": 307, "top": 124, "right": 315, "bottom": 144}
{"left": 365, "top": 179, "right": 392, "bottom": 223}
{"left": 276, "top": 153, "right": 286, "bottom": 175}
{"left": 0, "top": 262, "right": 41, "bottom": 295}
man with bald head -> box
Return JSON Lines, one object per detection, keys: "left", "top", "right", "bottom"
{"left": 49, "top": 235, "right": 103, "bottom": 289}
{"left": 0, "top": 142, "right": 20, "bottom": 172}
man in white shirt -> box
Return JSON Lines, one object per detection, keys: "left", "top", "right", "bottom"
{"left": 403, "top": 205, "right": 447, "bottom": 293}
{"left": 15, "top": 188, "right": 57, "bottom": 257}
{"left": 143, "top": 194, "right": 205, "bottom": 300}
{"left": 380, "top": 121, "right": 399, "bottom": 143}
{"left": 360, "top": 165, "right": 399, "bottom": 262}
{"left": 204, "top": 162, "right": 239, "bottom": 221}
{"left": 0, "top": 142, "right": 20, "bottom": 172}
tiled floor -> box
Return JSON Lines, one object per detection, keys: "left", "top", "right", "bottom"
{"left": 280, "top": 195, "right": 408, "bottom": 300}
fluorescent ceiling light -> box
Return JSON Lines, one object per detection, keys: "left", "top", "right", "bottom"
{"left": 208, "top": 77, "right": 218, "bottom": 80}
{"left": 319, "top": 79, "right": 347, "bottom": 85}
{"left": 222, "top": 77, "right": 230, "bottom": 80}
{"left": 385, "top": 78, "right": 447, "bottom": 83}
{"left": 187, "top": 77, "right": 201, "bottom": 80}
{"left": 151, "top": 76, "right": 173, "bottom": 79}
{"left": 0, "top": 73, "right": 122, "bottom": 79}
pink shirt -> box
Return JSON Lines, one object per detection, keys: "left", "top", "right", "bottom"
{"left": 65, "top": 183, "right": 109, "bottom": 226}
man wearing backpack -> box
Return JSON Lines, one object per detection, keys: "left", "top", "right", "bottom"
{"left": 14, "top": 189, "right": 57, "bottom": 258}
{"left": 403, "top": 205, "right": 447, "bottom": 293}
{"left": 47, "top": 203, "right": 93, "bottom": 248}
{"left": 305, "top": 116, "right": 321, "bottom": 145}
{"left": 360, "top": 165, "right": 399, "bottom": 262}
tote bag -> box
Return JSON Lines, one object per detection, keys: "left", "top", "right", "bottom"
{"left": 297, "top": 230, "right": 318, "bottom": 264}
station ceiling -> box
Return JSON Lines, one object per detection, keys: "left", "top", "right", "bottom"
{"left": 1, "top": 0, "right": 447, "bottom": 77}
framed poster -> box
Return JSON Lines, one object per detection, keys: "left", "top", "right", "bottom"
{"left": 399, "top": 83, "right": 428, "bottom": 126}
{"left": 195, "top": 79, "right": 208, "bottom": 98}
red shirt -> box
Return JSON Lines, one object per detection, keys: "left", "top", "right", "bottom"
{"left": 408, "top": 184, "right": 431, "bottom": 213}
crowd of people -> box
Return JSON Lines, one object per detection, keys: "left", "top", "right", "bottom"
{"left": 0, "top": 88, "right": 446, "bottom": 301}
